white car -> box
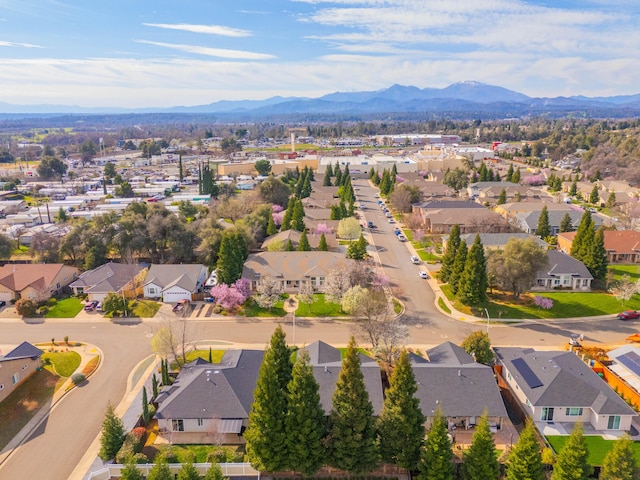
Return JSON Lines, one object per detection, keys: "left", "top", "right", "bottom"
{"left": 388, "top": 218, "right": 395, "bottom": 223}
{"left": 374, "top": 193, "right": 380, "bottom": 198}
{"left": 397, "top": 234, "right": 407, "bottom": 242}
{"left": 411, "top": 255, "right": 420, "bottom": 264}
{"left": 385, "top": 212, "right": 392, "bottom": 218}
{"left": 419, "top": 271, "right": 429, "bottom": 279}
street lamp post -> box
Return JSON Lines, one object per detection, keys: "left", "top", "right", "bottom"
{"left": 484, "top": 308, "right": 490, "bottom": 334}
{"left": 292, "top": 312, "right": 296, "bottom": 346}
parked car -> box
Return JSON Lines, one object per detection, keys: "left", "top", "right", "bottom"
{"left": 419, "top": 271, "right": 429, "bottom": 279}
{"left": 84, "top": 301, "right": 99, "bottom": 312}
{"left": 172, "top": 299, "right": 190, "bottom": 313}
{"left": 385, "top": 212, "right": 392, "bottom": 218}
{"left": 397, "top": 234, "right": 407, "bottom": 242}
{"left": 394, "top": 227, "right": 402, "bottom": 235}
{"left": 96, "top": 302, "right": 103, "bottom": 312}
{"left": 367, "top": 221, "right": 377, "bottom": 229}
{"left": 0, "top": 300, "right": 5, "bottom": 308}
{"left": 388, "top": 218, "right": 395, "bottom": 223}
{"left": 617, "top": 310, "right": 640, "bottom": 320}
{"left": 411, "top": 255, "right": 420, "bottom": 264}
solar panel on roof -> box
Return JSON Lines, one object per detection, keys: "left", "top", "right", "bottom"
{"left": 617, "top": 354, "right": 640, "bottom": 377}
{"left": 627, "top": 351, "right": 640, "bottom": 364}
{"left": 512, "top": 357, "right": 543, "bottom": 388}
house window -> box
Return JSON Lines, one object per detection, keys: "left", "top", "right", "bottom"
{"left": 536, "top": 279, "right": 545, "bottom": 286}
{"left": 565, "top": 407, "right": 583, "bottom": 416}
{"left": 172, "top": 419, "right": 184, "bottom": 432}
{"left": 11, "top": 373, "right": 19, "bottom": 385}
{"left": 197, "top": 418, "right": 204, "bottom": 427}
{"left": 608, "top": 416, "right": 621, "bottom": 429}
{"left": 318, "top": 276, "right": 325, "bottom": 286}
{"left": 553, "top": 279, "right": 560, "bottom": 285}
{"left": 149, "top": 287, "right": 156, "bottom": 294}
{"left": 541, "top": 407, "right": 554, "bottom": 421}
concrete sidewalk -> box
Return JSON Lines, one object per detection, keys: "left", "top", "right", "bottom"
{"left": 0, "top": 342, "right": 103, "bottom": 467}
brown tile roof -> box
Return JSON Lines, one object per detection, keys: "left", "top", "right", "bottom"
{"left": 0, "top": 264, "right": 68, "bottom": 292}
{"left": 558, "top": 230, "right": 640, "bottom": 254}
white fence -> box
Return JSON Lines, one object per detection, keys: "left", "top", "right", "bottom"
{"left": 88, "top": 462, "right": 259, "bottom": 480}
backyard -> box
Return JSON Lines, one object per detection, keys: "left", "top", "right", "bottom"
{"left": 546, "top": 435, "right": 640, "bottom": 466}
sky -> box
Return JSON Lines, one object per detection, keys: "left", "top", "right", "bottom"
{"left": 0, "top": 0, "right": 639, "bottom": 108}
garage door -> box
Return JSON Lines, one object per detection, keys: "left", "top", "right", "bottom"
{"left": 0, "top": 292, "right": 13, "bottom": 302}
{"left": 163, "top": 290, "right": 191, "bottom": 303}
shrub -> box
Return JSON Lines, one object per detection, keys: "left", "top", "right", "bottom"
{"left": 71, "top": 373, "right": 86, "bottom": 385}
{"left": 15, "top": 298, "right": 37, "bottom": 317}
{"left": 115, "top": 428, "right": 147, "bottom": 464}
{"left": 131, "top": 452, "right": 148, "bottom": 464}
{"left": 206, "top": 449, "right": 228, "bottom": 463}
{"left": 156, "top": 445, "right": 178, "bottom": 463}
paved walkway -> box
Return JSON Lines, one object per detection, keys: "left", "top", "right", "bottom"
{"left": 0, "top": 342, "right": 102, "bottom": 467}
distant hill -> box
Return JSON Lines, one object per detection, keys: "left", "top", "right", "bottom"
{"left": 2, "top": 81, "right": 640, "bottom": 120}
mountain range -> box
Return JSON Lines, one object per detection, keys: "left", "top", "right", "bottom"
{"left": 2, "top": 81, "right": 640, "bottom": 120}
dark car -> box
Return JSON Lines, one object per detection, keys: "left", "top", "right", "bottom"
{"left": 367, "top": 221, "right": 376, "bottom": 229}
{"left": 617, "top": 310, "right": 640, "bottom": 320}
{"left": 172, "top": 299, "right": 190, "bottom": 312}
{"left": 0, "top": 300, "right": 5, "bottom": 308}
{"left": 84, "top": 301, "right": 99, "bottom": 311}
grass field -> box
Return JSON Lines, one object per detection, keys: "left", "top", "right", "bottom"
{"left": 609, "top": 264, "right": 640, "bottom": 282}
{"left": 44, "top": 297, "right": 83, "bottom": 318}
{"left": 546, "top": 435, "right": 640, "bottom": 466}
{"left": 295, "top": 294, "right": 343, "bottom": 317}
{"left": 41, "top": 350, "right": 81, "bottom": 377}
{"left": 131, "top": 299, "right": 161, "bottom": 318}
{"left": 244, "top": 298, "right": 287, "bottom": 317}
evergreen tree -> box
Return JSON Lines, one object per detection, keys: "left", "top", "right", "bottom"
{"left": 245, "top": 326, "right": 293, "bottom": 472}
{"left": 440, "top": 224, "right": 460, "bottom": 283}
{"left": 326, "top": 163, "right": 333, "bottom": 178}
{"left": 606, "top": 191, "right": 617, "bottom": 208}
{"left": 285, "top": 349, "right": 326, "bottom": 475}
{"left": 152, "top": 373, "right": 159, "bottom": 400}
{"left": 461, "top": 331, "right": 493, "bottom": 365}
{"left": 291, "top": 199, "right": 306, "bottom": 232}
{"left": 551, "top": 422, "right": 592, "bottom": 480}
{"left": 141, "top": 386, "right": 150, "bottom": 425}
{"left": 282, "top": 196, "right": 295, "bottom": 231}
{"left": 391, "top": 163, "right": 397, "bottom": 178}
{"left": 378, "top": 350, "right": 425, "bottom": 470}
{"left": 458, "top": 235, "right": 488, "bottom": 307}
{"left": 589, "top": 185, "right": 600, "bottom": 205}
{"left": 600, "top": 434, "right": 636, "bottom": 480}
{"left": 216, "top": 229, "right": 248, "bottom": 285}
{"left": 449, "top": 240, "right": 468, "bottom": 295}
{"left": 559, "top": 212, "right": 574, "bottom": 233}
{"left": 369, "top": 167, "right": 376, "bottom": 179}
{"left": 99, "top": 403, "right": 126, "bottom": 461}
{"left": 418, "top": 409, "right": 454, "bottom": 480}
{"left": 120, "top": 461, "right": 144, "bottom": 480}
{"left": 535, "top": 205, "right": 551, "bottom": 238}
{"left": 204, "top": 464, "right": 225, "bottom": 480}
{"left": 178, "top": 154, "right": 183, "bottom": 182}
{"left": 461, "top": 412, "right": 500, "bottom": 480}
{"left": 323, "top": 172, "right": 332, "bottom": 186}
{"left": 297, "top": 230, "right": 311, "bottom": 251}
{"left": 208, "top": 347, "right": 213, "bottom": 363}
{"left": 379, "top": 169, "right": 391, "bottom": 195}
{"left": 285, "top": 239, "right": 295, "bottom": 251}
{"left": 505, "top": 420, "right": 544, "bottom": 480}
{"left": 494, "top": 171, "right": 501, "bottom": 182}
{"left": 497, "top": 188, "right": 507, "bottom": 205}
{"left": 266, "top": 214, "right": 277, "bottom": 236}
{"left": 177, "top": 462, "right": 201, "bottom": 480}
{"left": 505, "top": 164, "right": 514, "bottom": 182}
{"left": 318, "top": 233, "right": 328, "bottom": 251}
{"left": 585, "top": 227, "right": 608, "bottom": 280}
{"left": 330, "top": 204, "right": 343, "bottom": 221}
{"left": 335, "top": 166, "right": 342, "bottom": 185}
{"left": 326, "top": 338, "right": 378, "bottom": 473}
{"left": 148, "top": 459, "right": 173, "bottom": 480}
{"left": 511, "top": 167, "right": 521, "bottom": 183}
{"left": 347, "top": 234, "right": 368, "bottom": 260}
{"left": 343, "top": 164, "right": 351, "bottom": 184}
{"left": 570, "top": 180, "right": 578, "bottom": 196}
{"left": 570, "top": 210, "right": 594, "bottom": 261}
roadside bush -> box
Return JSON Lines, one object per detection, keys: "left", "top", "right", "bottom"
{"left": 15, "top": 298, "right": 37, "bottom": 317}
{"left": 115, "top": 427, "right": 147, "bottom": 464}
{"left": 71, "top": 373, "right": 86, "bottom": 385}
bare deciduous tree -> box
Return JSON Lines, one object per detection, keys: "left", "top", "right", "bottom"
{"left": 255, "top": 275, "right": 283, "bottom": 311}
{"left": 610, "top": 275, "right": 640, "bottom": 306}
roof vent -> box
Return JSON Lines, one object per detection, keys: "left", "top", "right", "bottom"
{"left": 458, "top": 370, "right": 461, "bottom": 376}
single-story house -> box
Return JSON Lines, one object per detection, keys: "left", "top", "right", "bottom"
{"left": 0, "top": 264, "right": 80, "bottom": 303}
{"left": 261, "top": 229, "right": 338, "bottom": 252}
{"left": 242, "top": 252, "right": 352, "bottom": 293}
{"left": 558, "top": 230, "right": 640, "bottom": 264}
{"left": 70, "top": 262, "right": 148, "bottom": 302}
{"left": 143, "top": 264, "right": 208, "bottom": 303}
{"left": 494, "top": 347, "right": 636, "bottom": 433}
{"left": 411, "top": 200, "right": 510, "bottom": 234}
{"left": 511, "top": 209, "right": 598, "bottom": 236}
{"left": 302, "top": 340, "right": 384, "bottom": 415}
{"left": 467, "top": 181, "right": 545, "bottom": 202}
{"left": 410, "top": 342, "right": 509, "bottom": 431}
{"left": 533, "top": 250, "right": 593, "bottom": 291}
{"left": 442, "top": 233, "right": 548, "bottom": 254}
{"left": 155, "top": 350, "right": 264, "bottom": 444}
{"left": 0, "top": 341, "right": 43, "bottom": 403}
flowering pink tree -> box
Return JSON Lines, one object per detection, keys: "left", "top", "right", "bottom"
{"left": 523, "top": 174, "right": 545, "bottom": 186}
{"left": 210, "top": 282, "right": 250, "bottom": 310}
{"left": 533, "top": 295, "right": 553, "bottom": 310}
{"left": 371, "top": 272, "right": 390, "bottom": 289}
{"left": 272, "top": 211, "right": 284, "bottom": 227}
{"left": 314, "top": 223, "right": 332, "bottom": 235}
{"left": 234, "top": 278, "right": 251, "bottom": 299}
{"left": 272, "top": 204, "right": 284, "bottom": 213}
{"left": 395, "top": 175, "right": 405, "bottom": 183}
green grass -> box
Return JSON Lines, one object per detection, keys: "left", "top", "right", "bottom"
{"left": 130, "top": 299, "right": 161, "bottom": 318}
{"left": 41, "top": 350, "right": 81, "bottom": 377}
{"left": 402, "top": 229, "right": 414, "bottom": 241}
{"left": 244, "top": 298, "right": 287, "bottom": 317}
{"left": 609, "top": 265, "right": 640, "bottom": 282}
{"left": 438, "top": 297, "right": 451, "bottom": 314}
{"left": 392, "top": 298, "right": 402, "bottom": 314}
{"left": 416, "top": 250, "right": 442, "bottom": 263}
{"left": 173, "top": 445, "right": 219, "bottom": 463}
{"left": 170, "top": 350, "right": 225, "bottom": 370}
{"left": 440, "top": 284, "right": 639, "bottom": 319}
{"left": 44, "top": 297, "right": 84, "bottom": 318}
{"left": 295, "top": 293, "right": 343, "bottom": 317}
{"left": 0, "top": 369, "right": 58, "bottom": 452}
{"left": 546, "top": 435, "right": 640, "bottom": 466}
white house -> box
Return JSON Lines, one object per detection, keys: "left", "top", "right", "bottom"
{"left": 143, "top": 264, "right": 207, "bottom": 303}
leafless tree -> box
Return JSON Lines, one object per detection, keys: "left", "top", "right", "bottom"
{"left": 610, "top": 275, "right": 640, "bottom": 306}
{"left": 255, "top": 275, "right": 283, "bottom": 311}
{"left": 324, "top": 266, "right": 351, "bottom": 305}
{"left": 297, "top": 282, "right": 315, "bottom": 313}
{"left": 151, "top": 315, "right": 193, "bottom": 367}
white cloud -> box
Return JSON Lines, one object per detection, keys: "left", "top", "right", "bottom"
{"left": 0, "top": 40, "right": 42, "bottom": 48}
{"left": 143, "top": 23, "right": 252, "bottom": 37}
{"left": 135, "top": 40, "right": 276, "bottom": 60}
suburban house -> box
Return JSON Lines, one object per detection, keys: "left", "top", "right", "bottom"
{"left": 595, "top": 345, "right": 640, "bottom": 411}
{"left": 495, "top": 201, "right": 575, "bottom": 218}
{"left": 303, "top": 340, "right": 384, "bottom": 415}
{"left": 409, "top": 343, "right": 510, "bottom": 434}
{"left": 511, "top": 209, "right": 604, "bottom": 236}
{"left": 242, "top": 252, "right": 352, "bottom": 293}
{"left": 534, "top": 250, "right": 593, "bottom": 291}
{"left": 0, "top": 264, "right": 80, "bottom": 303}
{"left": 0, "top": 341, "right": 43, "bottom": 403}
{"left": 442, "top": 233, "right": 548, "bottom": 254}
{"left": 494, "top": 347, "right": 636, "bottom": 433}
{"left": 70, "top": 262, "right": 148, "bottom": 301}
{"left": 467, "top": 181, "right": 546, "bottom": 202}
{"left": 154, "top": 350, "right": 264, "bottom": 444}
{"left": 558, "top": 230, "right": 640, "bottom": 264}
{"left": 143, "top": 264, "right": 208, "bottom": 303}
{"left": 261, "top": 229, "right": 337, "bottom": 252}
{"left": 411, "top": 200, "right": 509, "bottom": 234}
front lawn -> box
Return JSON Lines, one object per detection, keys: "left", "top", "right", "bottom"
{"left": 243, "top": 298, "right": 287, "bottom": 317}
{"left": 169, "top": 350, "right": 225, "bottom": 370}
{"left": 295, "top": 293, "right": 343, "bottom": 317}
{"left": 130, "top": 299, "right": 161, "bottom": 318}
{"left": 441, "top": 285, "right": 640, "bottom": 320}
{"left": 546, "top": 435, "right": 640, "bottom": 466}
{"left": 609, "top": 264, "right": 640, "bottom": 282}
{"left": 41, "top": 350, "right": 81, "bottom": 377}
{"left": 0, "top": 369, "right": 58, "bottom": 452}
{"left": 45, "top": 297, "right": 83, "bottom": 318}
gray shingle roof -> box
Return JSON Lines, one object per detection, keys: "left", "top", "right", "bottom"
{"left": 69, "top": 262, "right": 146, "bottom": 294}
{"left": 0, "top": 341, "right": 42, "bottom": 362}
{"left": 539, "top": 250, "right": 593, "bottom": 279}
{"left": 143, "top": 264, "right": 205, "bottom": 291}
{"left": 242, "top": 252, "right": 351, "bottom": 282}
{"left": 494, "top": 347, "right": 635, "bottom": 416}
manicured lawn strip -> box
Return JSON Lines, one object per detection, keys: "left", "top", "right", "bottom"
{"left": 41, "top": 351, "right": 81, "bottom": 377}
{"left": 0, "top": 369, "right": 58, "bottom": 451}
{"left": 438, "top": 297, "right": 451, "bottom": 314}
{"left": 295, "top": 294, "right": 343, "bottom": 317}
{"left": 131, "top": 300, "right": 161, "bottom": 318}
{"left": 609, "top": 265, "right": 640, "bottom": 282}
{"left": 45, "top": 297, "right": 83, "bottom": 318}
{"left": 82, "top": 355, "right": 100, "bottom": 376}
{"left": 393, "top": 298, "right": 402, "bottom": 314}
{"left": 546, "top": 435, "right": 640, "bottom": 466}
{"left": 185, "top": 349, "right": 225, "bottom": 364}
{"left": 440, "top": 285, "right": 638, "bottom": 319}
{"left": 243, "top": 299, "right": 287, "bottom": 317}
{"left": 402, "top": 229, "right": 414, "bottom": 241}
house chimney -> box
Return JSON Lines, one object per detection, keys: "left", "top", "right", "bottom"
{"left": 458, "top": 370, "right": 461, "bottom": 376}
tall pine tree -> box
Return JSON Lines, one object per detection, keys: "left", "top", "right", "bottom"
{"left": 245, "top": 326, "right": 293, "bottom": 472}
{"left": 505, "top": 419, "right": 544, "bottom": 480}
{"left": 600, "top": 434, "right": 636, "bottom": 480}
{"left": 570, "top": 210, "right": 594, "bottom": 261}
{"left": 291, "top": 199, "right": 306, "bottom": 232}
{"left": 266, "top": 213, "right": 277, "bottom": 236}
{"left": 326, "top": 338, "right": 378, "bottom": 473}
{"left": 535, "top": 205, "right": 551, "bottom": 238}
{"left": 281, "top": 196, "right": 295, "bottom": 231}
{"left": 418, "top": 409, "right": 454, "bottom": 480}
{"left": 440, "top": 224, "right": 461, "bottom": 283}
{"left": 551, "top": 422, "right": 592, "bottom": 480}
{"left": 559, "top": 212, "right": 574, "bottom": 233}
{"left": 449, "top": 240, "right": 468, "bottom": 295}
{"left": 284, "top": 349, "right": 326, "bottom": 475}
{"left": 297, "top": 230, "right": 311, "bottom": 251}
{"left": 461, "top": 412, "right": 500, "bottom": 480}
{"left": 377, "top": 350, "right": 425, "bottom": 470}
{"left": 99, "top": 403, "right": 126, "bottom": 461}
{"left": 318, "top": 233, "right": 328, "bottom": 251}
{"left": 585, "top": 227, "right": 608, "bottom": 280}
{"left": 216, "top": 229, "right": 248, "bottom": 285}
{"left": 458, "top": 235, "right": 488, "bottom": 307}
{"left": 497, "top": 188, "right": 507, "bottom": 205}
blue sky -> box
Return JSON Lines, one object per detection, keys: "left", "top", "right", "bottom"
{"left": 0, "top": 0, "right": 639, "bottom": 108}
